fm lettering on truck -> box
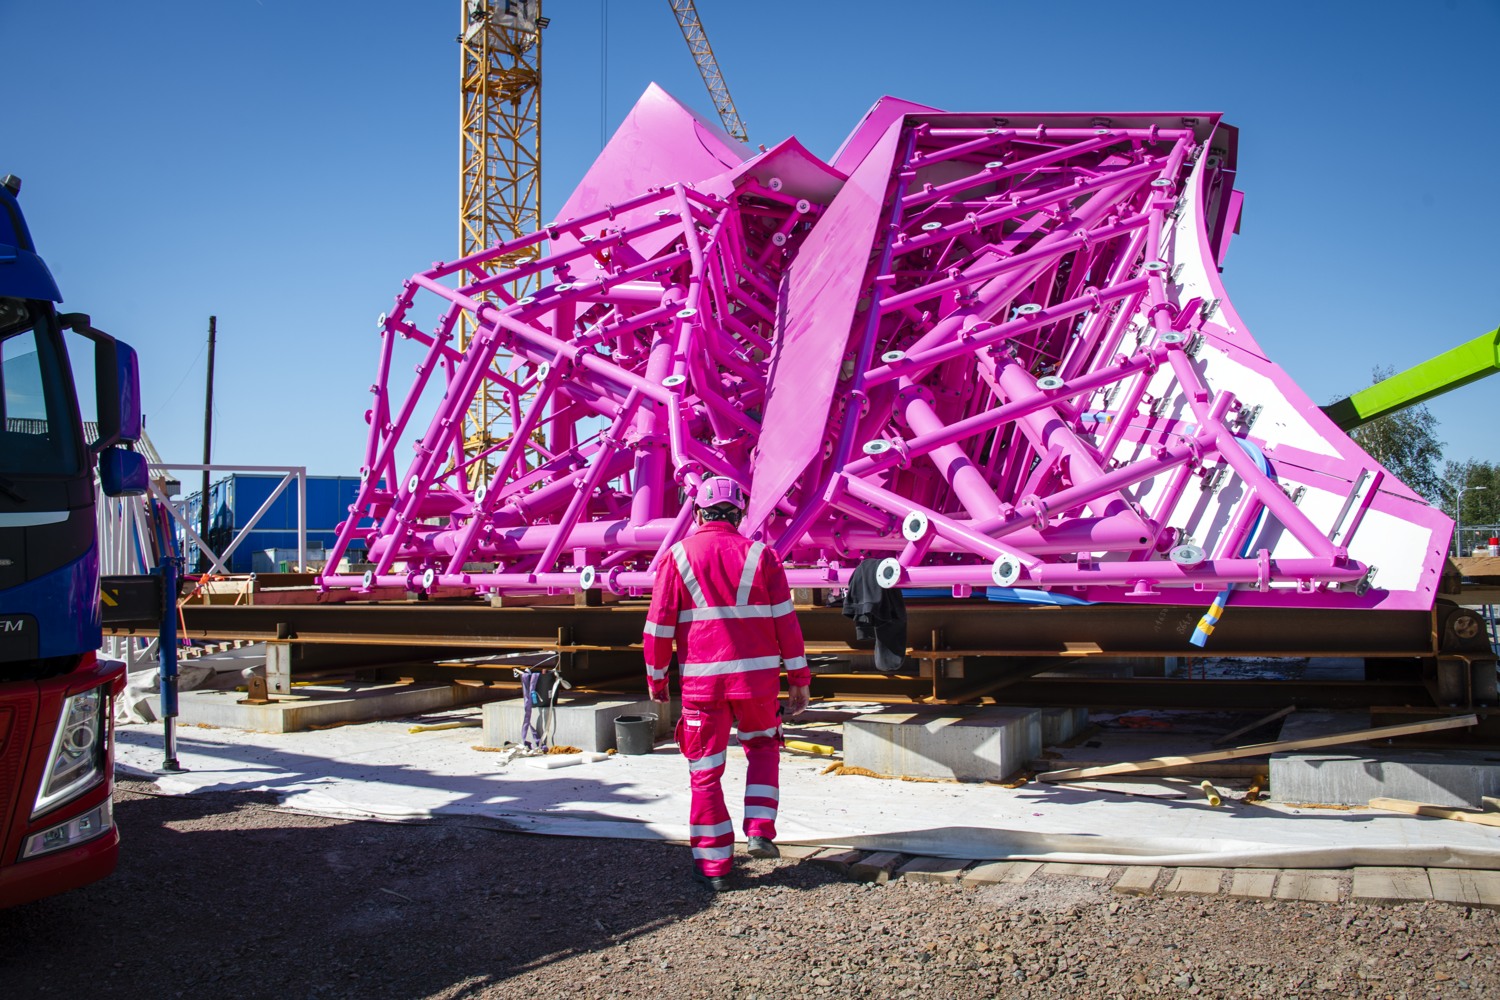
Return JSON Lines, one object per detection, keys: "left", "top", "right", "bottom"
{"left": 0, "top": 614, "right": 38, "bottom": 659}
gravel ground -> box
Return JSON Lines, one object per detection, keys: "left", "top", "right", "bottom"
{"left": 2, "top": 777, "right": 1497, "bottom": 999}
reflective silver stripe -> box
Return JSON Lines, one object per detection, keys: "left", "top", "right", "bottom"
{"left": 736, "top": 541, "right": 765, "bottom": 605}
{"left": 678, "top": 604, "right": 774, "bottom": 623}
{"left": 688, "top": 750, "right": 727, "bottom": 772}
{"left": 0, "top": 511, "right": 67, "bottom": 527}
{"left": 692, "top": 845, "right": 734, "bottom": 860}
{"left": 670, "top": 542, "right": 705, "bottom": 607}
{"left": 681, "top": 655, "right": 783, "bottom": 678}
{"left": 783, "top": 655, "right": 808, "bottom": 672}
{"left": 769, "top": 599, "right": 794, "bottom": 617}
{"left": 744, "top": 805, "right": 778, "bottom": 820}
{"left": 644, "top": 621, "right": 675, "bottom": 638}
{"left": 690, "top": 820, "right": 734, "bottom": 839}
{"left": 737, "top": 727, "right": 779, "bottom": 741}
{"left": 647, "top": 667, "right": 668, "bottom": 680}
{"left": 745, "top": 784, "right": 780, "bottom": 802}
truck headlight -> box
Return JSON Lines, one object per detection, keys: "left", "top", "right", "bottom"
{"left": 32, "top": 686, "right": 109, "bottom": 817}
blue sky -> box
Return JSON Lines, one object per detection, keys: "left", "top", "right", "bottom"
{"left": 6, "top": 1, "right": 1497, "bottom": 477}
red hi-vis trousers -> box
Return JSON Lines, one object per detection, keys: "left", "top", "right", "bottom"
{"left": 677, "top": 696, "right": 782, "bottom": 877}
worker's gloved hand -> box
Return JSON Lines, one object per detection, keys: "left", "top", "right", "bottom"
{"left": 787, "top": 684, "right": 811, "bottom": 718}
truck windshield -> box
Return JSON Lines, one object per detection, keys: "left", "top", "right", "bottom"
{"left": 1, "top": 297, "right": 82, "bottom": 477}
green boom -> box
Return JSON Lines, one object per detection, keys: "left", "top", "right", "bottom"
{"left": 1323, "top": 326, "right": 1500, "bottom": 431}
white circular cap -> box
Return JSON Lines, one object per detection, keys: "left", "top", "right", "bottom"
{"left": 921, "top": 221, "right": 943, "bottom": 231}
{"left": 580, "top": 234, "right": 597, "bottom": 242}
{"left": 795, "top": 199, "right": 811, "bottom": 214}
{"left": 876, "top": 557, "right": 903, "bottom": 589}
{"left": 991, "top": 557, "right": 1021, "bottom": 587}
{"left": 881, "top": 350, "right": 906, "bottom": 363}
{"left": 984, "top": 160, "right": 1003, "bottom": 169}
{"left": 377, "top": 312, "right": 387, "bottom": 328}
{"left": 654, "top": 208, "right": 673, "bottom": 216}
{"left": 1144, "top": 261, "right": 1167, "bottom": 272}
{"left": 579, "top": 565, "right": 597, "bottom": 590}
{"left": 1016, "top": 303, "right": 1042, "bottom": 315}
{"left": 662, "top": 374, "right": 687, "bottom": 387}
{"left": 360, "top": 468, "right": 370, "bottom": 482}
{"left": 1095, "top": 128, "right": 1111, "bottom": 135}
{"left": 361, "top": 570, "right": 374, "bottom": 589}
{"left": 421, "top": 567, "right": 436, "bottom": 589}
{"left": 474, "top": 484, "right": 487, "bottom": 504}
{"left": 407, "top": 475, "right": 420, "bottom": 492}
{"left": 1169, "top": 543, "right": 1205, "bottom": 567}
{"left": 676, "top": 307, "right": 698, "bottom": 319}
{"left": 1150, "top": 178, "right": 1173, "bottom": 188}
{"left": 768, "top": 177, "right": 783, "bottom": 191}
{"left": 772, "top": 232, "right": 788, "bottom": 246}
{"left": 518, "top": 296, "right": 536, "bottom": 305}
{"left": 555, "top": 282, "right": 574, "bottom": 292}
{"left": 1161, "top": 332, "right": 1186, "bottom": 345}
{"left": 902, "top": 510, "right": 930, "bottom": 541}
{"left": 1037, "top": 375, "right": 1065, "bottom": 391}
{"left": 862, "top": 440, "right": 892, "bottom": 455}
{"left": 534, "top": 361, "right": 551, "bottom": 381}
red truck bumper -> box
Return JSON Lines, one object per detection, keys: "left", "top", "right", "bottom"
{"left": 0, "top": 655, "right": 126, "bottom": 908}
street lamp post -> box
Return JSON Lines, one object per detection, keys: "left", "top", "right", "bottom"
{"left": 1448, "top": 483, "right": 1489, "bottom": 556}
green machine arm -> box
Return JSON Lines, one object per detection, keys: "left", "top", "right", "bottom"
{"left": 1323, "top": 326, "right": 1500, "bottom": 431}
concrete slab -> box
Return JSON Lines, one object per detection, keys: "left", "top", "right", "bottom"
{"left": 897, "top": 856, "right": 972, "bottom": 884}
{"left": 1113, "top": 867, "right": 1160, "bottom": 895}
{"left": 1041, "top": 862, "right": 1109, "bottom": 879}
{"left": 1038, "top": 706, "right": 1088, "bottom": 746}
{"left": 1228, "top": 870, "right": 1277, "bottom": 899}
{"left": 843, "top": 706, "right": 1041, "bottom": 781}
{"left": 1353, "top": 867, "right": 1433, "bottom": 904}
{"left": 175, "top": 681, "right": 497, "bottom": 734}
{"left": 1271, "top": 749, "right": 1500, "bottom": 809}
{"left": 1427, "top": 868, "right": 1500, "bottom": 909}
{"left": 1163, "top": 868, "right": 1224, "bottom": 896}
{"left": 1275, "top": 872, "right": 1341, "bottom": 903}
{"left": 964, "top": 861, "right": 1039, "bottom": 887}
{"left": 483, "top": 695, "right": 679, "bottom": 753}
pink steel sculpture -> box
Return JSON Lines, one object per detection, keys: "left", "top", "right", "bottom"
{"left": 319, "top": 86, "right": 1450, "bottom": 613}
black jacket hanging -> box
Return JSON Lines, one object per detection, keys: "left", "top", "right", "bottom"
{"left": 842, "top": 558, "right": 909, "bottom": 673}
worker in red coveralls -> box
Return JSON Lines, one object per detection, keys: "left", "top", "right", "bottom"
{"left": 644, "top": 476, "right": 811, "bottom": 892}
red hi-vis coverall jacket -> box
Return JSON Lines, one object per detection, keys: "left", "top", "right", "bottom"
{"left": 644, "top": 520, "right": 810, "bottom": 877}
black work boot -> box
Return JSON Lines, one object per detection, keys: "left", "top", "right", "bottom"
{"left": 693, "top": 870, "right": 730, "bottom": 892}
{"left": 747, "top": 835, "right": 780, "bottom": 859}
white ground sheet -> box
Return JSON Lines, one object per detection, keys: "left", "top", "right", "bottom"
{"left": 114, "top": 708, "right": 1500, "bottom": 870}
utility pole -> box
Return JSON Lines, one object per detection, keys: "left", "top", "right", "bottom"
{"left": 197, "top": 316, "right": 217, "bottom": 573}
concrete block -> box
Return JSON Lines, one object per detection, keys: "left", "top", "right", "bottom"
{"left": 850, "top": 852, "right": 904, "bottom": 884}
{"left": 1228, "top": 870, "right": 1277, "bottom": 899}
{"left": 897, "top": 856, "right": 972, "bottom": 884}
{"left": 964, "top": 861, "right": 1038, "bottom": 887}
{"left": 175, "top": 681, "right": 495, "bottom": 734}
{"left": 1270, "top": 750, "right": 1500, "bottom": 808}
{"left": 1113, "top": 867, "right": 1160, "bottom": 895}
{"left": 1038, "top": 706, "right": 1088, "bottom": 746}
{"left": 1275, "top": 872, "right": 1341, "bottom": 903}
{"left": 1427, "top": 868, "right": 1500, "bottom": 909}
{"left": 482, "top": 695, "right": 679, "bottom": 753}
{"left": 1353, "top": 867, "right": 1432, "bottom": 904}
{"left": 843, "top": 706, "right": 1042, "bottom": 781}
{"left": 1041, "top": 863, "right": 1109, "bottom": 879}
{"left": 1162, "top": 868, "right": 1224, "bottom": 896}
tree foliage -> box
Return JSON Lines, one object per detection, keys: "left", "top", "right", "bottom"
{"left": 1440, "top": 458, "right": 1500, "bottom": 555}
{"left": 1347, "top": 366, "right": 1445, "bottom": 503}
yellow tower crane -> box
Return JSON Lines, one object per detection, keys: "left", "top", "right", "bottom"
{"left": 457, "top": 0, "right": 546, "bottom": 481}
{"left": 454, "top": 0, "right": 743, "bottom": 479}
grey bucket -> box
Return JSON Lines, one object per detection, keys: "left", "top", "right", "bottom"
{"left": 614, "top": 714, "right": 658, "bottom": 755}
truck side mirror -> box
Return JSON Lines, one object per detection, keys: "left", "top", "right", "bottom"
{"left": 91, "top": 337, "right": 142, "bottom": 449}
{"left": 99, "top": 446, "right": 149, "bottom": 497}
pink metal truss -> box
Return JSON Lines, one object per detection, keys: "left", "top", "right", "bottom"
{"left": 319, "top": 87, "right": 1450, "bottom": 611}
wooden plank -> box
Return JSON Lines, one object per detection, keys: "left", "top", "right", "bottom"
{"left": 1113, "top": 866, "right": 1161, "bottom": 895}
{"left": 774, "top": 844, "right": 826, "bottom": 861}
{"left": 1038, "top": 715, "right": 1478, "bottom": 782}
{"left": 1162, "top": 868, "right": 1225, "bottom": 896}
{"left": 806, "top": 849, "right": 863, "bottom": 875}
{"left": 850, "top": 851, "right": 904, "bottom": 884}
{"left": 1352, "top": 867, "right": 1433, "bottom": 904}
{"left": 1428, "top": 868, "right": 1500, "bottom": 909}
{"left": 1041, "top": 862, "right": 1110, "bottom": 880}
{"left": 1275, "top": 872, "right": 1341, "bottom": 903}
{"left": 1031, "top": 759, "right": 1266, "bottom": 780}
{"left": 1370, "top": 797, "right": 1500, "bottom": 829}
{"left": 1228, "top": 870, "right": 1278, "bottom": 899}
{"left": 897, "top": 856, "right": 973, "bottom": 884}
{"left": 1212, "top": 706, "right": 1296, "bottom": 746}
{"left": 964, "top": 861, "right": 1040, "bottom": 887}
